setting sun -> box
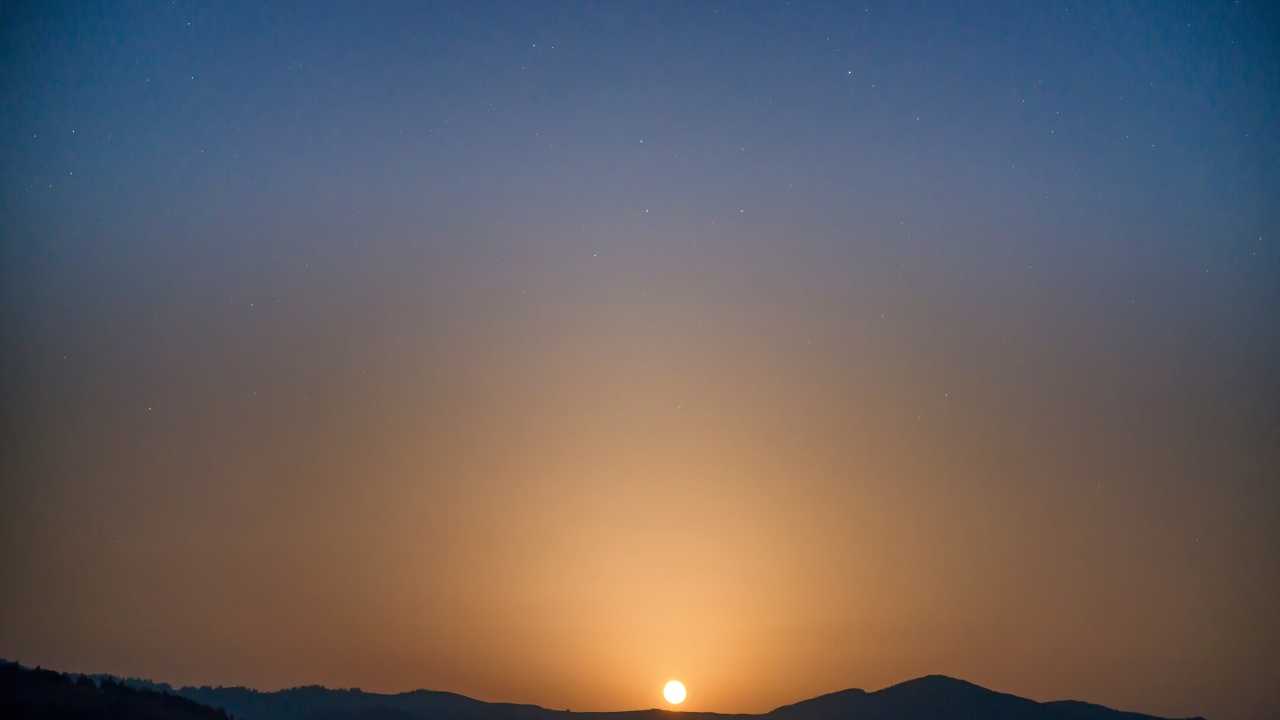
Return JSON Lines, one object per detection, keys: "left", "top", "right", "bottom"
{"left": 662, "top": 680, "right": 687, "bottom": 705}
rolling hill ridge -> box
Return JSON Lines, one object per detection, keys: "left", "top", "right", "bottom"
{"left": 2, "top": 661, "right": 1205, "bottom": 720}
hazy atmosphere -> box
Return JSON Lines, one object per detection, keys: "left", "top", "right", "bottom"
{"left": 2, "top": 3, "right": 1278, "bottom": 720}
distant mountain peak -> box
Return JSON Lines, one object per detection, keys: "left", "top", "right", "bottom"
{"left": 884, "top": 673, "right": 999, "bottom": 695}
{"left": 901, "top": 673, "right": 971, "bottom": 685}
{"left": 767, "top": 673, "right": 1196, "bottom": 720}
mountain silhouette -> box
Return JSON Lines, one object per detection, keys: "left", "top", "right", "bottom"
{"left": 764, "top": 675, "right": 1200, "bottom": 720}
{"left": 1, "top": 661, "right": 231, "bottom": 720}
{"left": 2, "top": 661, "right": 1205, "bottom": 720}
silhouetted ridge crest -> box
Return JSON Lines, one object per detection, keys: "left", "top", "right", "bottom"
{"left": 1, "top": 659, "right": 1205, "bottom": 720}
{"left": 766, "top": 674, "right": 1199, "bottom": 720}
{"left": 769, "top": 688, "right": 868, "bottom": 715}
{"left": 0, "top": 661, "right": 230, "bottom": 720}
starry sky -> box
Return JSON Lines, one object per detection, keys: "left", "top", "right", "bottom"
{"left": 1, "top": 2, "right": 1278, "bottom": 719}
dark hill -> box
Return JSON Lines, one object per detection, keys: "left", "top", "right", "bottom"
{"left": 1, "top": 660, "right": 1205, "bottom": 720}
{"left": 1, "top": 661, "right": 230, "bottom": 720}
{"left": 764, "top": 674, "right": 1199, "bottom": 720}
{"left": 162, "top": 673, "right": 1205, "bottom": 720}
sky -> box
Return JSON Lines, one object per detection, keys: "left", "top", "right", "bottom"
{"left": 1, "top": 2, "right": 1278, "bottom": 719}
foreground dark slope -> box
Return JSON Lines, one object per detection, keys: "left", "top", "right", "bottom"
{"left": 1, "top": 661, "right": 230, "bottom": 720}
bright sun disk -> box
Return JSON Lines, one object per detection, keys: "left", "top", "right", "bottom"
{"left": 663, "top": 680, "right": 687, "bottom": 705}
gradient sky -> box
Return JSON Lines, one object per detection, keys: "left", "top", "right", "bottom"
{"left": 2, "top": 2, "right": 1278, "bottom": 719}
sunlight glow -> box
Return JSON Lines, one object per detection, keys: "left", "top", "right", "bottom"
{"left": 663, "top": 680, "right": 687, "bottom": 705}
